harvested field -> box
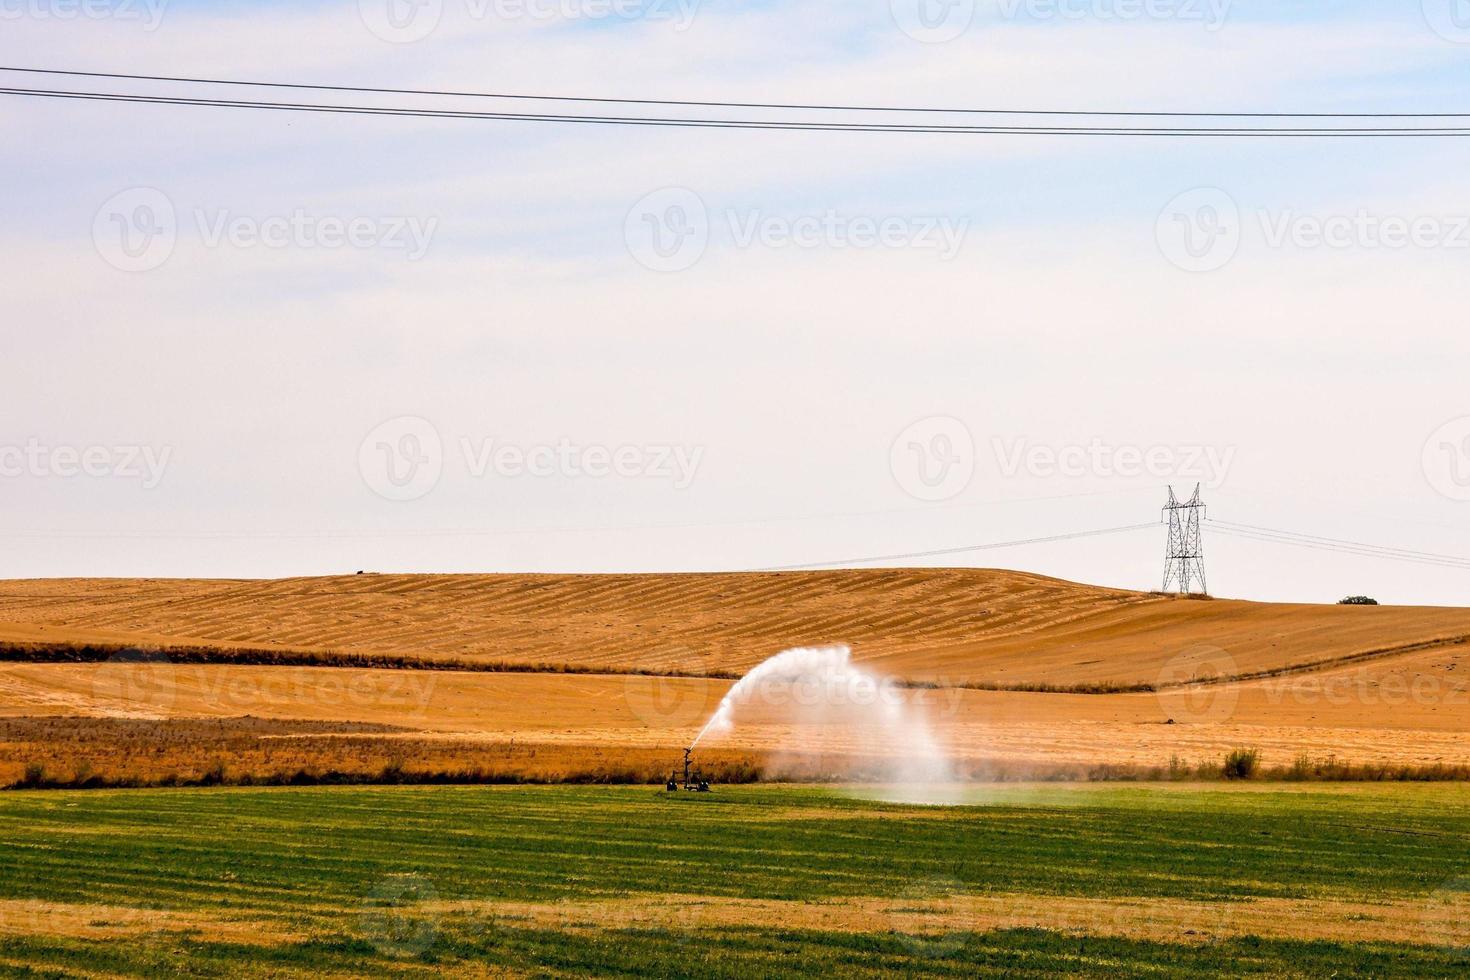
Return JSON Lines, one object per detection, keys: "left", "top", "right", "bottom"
{"left": 0, "top": 570, "right": 1467, "bottom": 786}
{"left": 0, "top": 717, "right": 763, "bottom": 788}
{"left": 1, "top": 654, "right": 1468, "bottom": 785}
{"left": 3, "top": 570, "right": 1468, "bottom": 687}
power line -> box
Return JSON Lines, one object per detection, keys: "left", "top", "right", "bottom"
{"left": 5, "top": 66, "right": 1469, "bottom": 119}
{"left": 1210, "top": 519, "right": 1470, "bottom": 564}
{"left": 760, "top": 521, "right": 1160, "bottom": 571}
{"left": 1206, "top": 520, "right": 1470, "bottom": 571}
{"left": 7, "top": 85, "right": 1470, "bottom": 137}
{"left": 1212, "top": 526, "right": 1470, "bottom": 571}
{"left": 1213, "top": 488, "right": 1470, "bottom": 536}
{"left": 0, "top": 487, "right": 1165, "bottom": 541}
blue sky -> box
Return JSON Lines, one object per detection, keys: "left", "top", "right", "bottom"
{"left": 2, "top": 0, "right": 1469, "bottom": 604}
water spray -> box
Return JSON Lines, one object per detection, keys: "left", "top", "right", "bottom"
{"left": 690, "top": 645, "right": 854, "bottom": 750}
{"left": 678, "top": 644, "right": 960, "bottom": 804}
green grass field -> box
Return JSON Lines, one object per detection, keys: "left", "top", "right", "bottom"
{"left": 0, "top": 784, "right": 1467, "bottom": 977}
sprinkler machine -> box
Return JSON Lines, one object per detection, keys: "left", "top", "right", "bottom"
{"left": 666, "top": 746, "right": 711, "bottom": 793}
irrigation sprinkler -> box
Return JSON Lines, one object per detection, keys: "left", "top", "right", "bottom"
{"left": 666, "top": 746, "right": 711, "bottom": 793}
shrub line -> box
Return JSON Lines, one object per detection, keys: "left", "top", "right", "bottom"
{"left": 0, "top": 641, "right": 742, "bottom": 680}
{"left": 12, "top": 752, "right": 1470, "bottom": 791}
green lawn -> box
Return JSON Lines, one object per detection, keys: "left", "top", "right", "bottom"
{"left": 0, "top": 784, "right": 1466, "bottom": 976}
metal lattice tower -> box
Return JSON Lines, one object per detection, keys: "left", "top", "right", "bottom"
{"left": 1161, "top": 484, "right": 1208, "bottom": 596}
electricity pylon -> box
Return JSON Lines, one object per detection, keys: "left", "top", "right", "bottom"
{"left": 1162, "top": 484, "right": 1208, "bottom": 596}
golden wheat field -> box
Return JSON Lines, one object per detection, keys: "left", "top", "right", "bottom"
{"left": 2, "top": 569, "right": 1468, "bottom": 786}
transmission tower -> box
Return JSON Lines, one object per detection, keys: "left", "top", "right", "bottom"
{"left": 1161, "top": 484, "right": 1208, "bottom": 596}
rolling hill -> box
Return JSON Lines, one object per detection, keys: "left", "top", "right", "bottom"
{"left": 0, "top": 570, "right": 1466, "bottom": 689}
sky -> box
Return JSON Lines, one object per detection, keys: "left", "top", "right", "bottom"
{"left": 2, "top": 0, "right": 1470, "bottom": 604}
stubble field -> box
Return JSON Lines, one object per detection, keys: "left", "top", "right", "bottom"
{"left": 0, "top": 569, "right": 1467, "bottom": 786}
